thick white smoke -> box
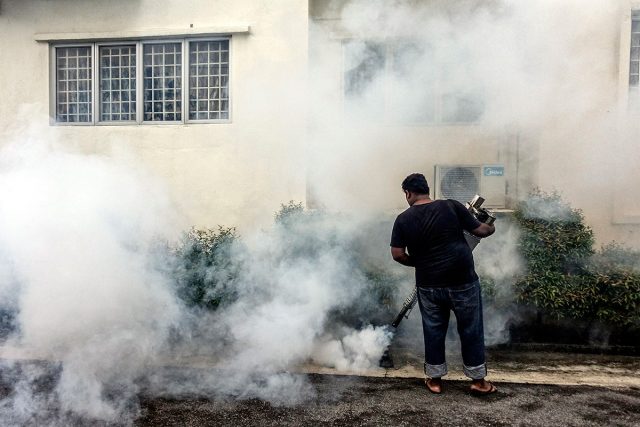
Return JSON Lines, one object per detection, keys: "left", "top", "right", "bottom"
{"left": 473, "top": 219, "right": 523, "bottom": 345}
{"left": 173, "top": 211, "right": 394, "bottom": 403}
{"left": 308, "top": 0, "right": 633, "bottom": 249}
{"left": 3, "top": 0, "right": 637, "bottom": 423}
{"left": 306, "top": 0, "right": 637, "bottom": 349}
{"left": 0, "top": 140, "right": 184, "bottom": 422}
{"left": 0, "top": 139, "right": 393, "bottom": 423}
{"left": 312, "top": 325, "right": 393, "bottom": 372}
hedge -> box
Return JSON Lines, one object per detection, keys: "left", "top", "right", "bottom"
{"left": 513, "top": 190, "right": 640, "bottom": 326}
{"left": 174, "top": 193, "right": 640, "bottom": 328}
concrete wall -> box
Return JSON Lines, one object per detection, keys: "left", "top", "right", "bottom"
{"left": 0, "top": 0, "right": 309, "bottom": 230}
{"left": 308, "top": 0, "right": 640, "bottom": 248}
{"left": 2, "top": 0, "right": 640, "bottom": 247}
{"left": 307, "top": 11, "right": 526, "bottom": 214}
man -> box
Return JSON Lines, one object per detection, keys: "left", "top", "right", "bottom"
{"left": 390, "top": 173, "right": 496, "bottom": 395}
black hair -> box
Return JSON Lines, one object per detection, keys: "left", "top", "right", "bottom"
{"left": 401, "top": 173, "right": 430, "bottom": 195}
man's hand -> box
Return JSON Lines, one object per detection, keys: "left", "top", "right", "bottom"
{"left": 391, "top": 247, "right": 415, "bottom": 266}
{"left": 471, "top": 223, "right": 495, "bottom": 238}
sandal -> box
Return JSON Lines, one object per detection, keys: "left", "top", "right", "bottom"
{"left": 470, "top": 381, "right": 497, "bottom": 396}
{"left": 425, "top": 378, "right": 443, "bottom": 394}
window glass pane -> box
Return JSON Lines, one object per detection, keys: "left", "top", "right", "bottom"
{"left": 99, "top": 45, "right": 136, "bottom": 121}
{"left": 631, "top": 20, "right": 640, "bottom": 89}
{"left": 344, "top": 41, "right": 385, "bottom": 98}
{"left": 343, "top": 41, "right": 386, "bottom": 119}
{"left": 143, "top": 43, "right": 182, "bottom": 121}
{"left": 441, "top": 93, "right": 485, "bottom": 123}
{"left": 630, "top": 19, "right": 640, "bottom": 109}
{"left": 188, "top": 40, "right": 230, "bottom": 120}
{"left": 439, "top": 51, "right": 484, "bottom": 124}
{"left": 388, "top": 42, "right": 436, "bottom": 124}
{"left": 56, "top": 46, "right": 92, "bottom": 123}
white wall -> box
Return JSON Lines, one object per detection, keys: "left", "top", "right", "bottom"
{"left": 308, "top": 0, "right": 640, "bottom": 248}
{"left": 0, "top": 0, "right": 309, "bottom": 230}
{"left": 2, "top": 0, "right": 640, "bottom": 247}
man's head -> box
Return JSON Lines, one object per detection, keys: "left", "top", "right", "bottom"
{"left": 401, "top": 173, "right": 430, "bottom": 206}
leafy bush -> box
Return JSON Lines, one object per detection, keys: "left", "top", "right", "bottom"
{"left": 173, "top": 226, "right": 241, "bottom": 310}
{"left": 479, "top": 276, "right": 498, "bottom": 301}
{"left": 274, "top": 200, "right": 305, "bottom": 225}
{"left": 272, "top": 202, "right": 401, "bottom": 324}
{"left": 172, "top": 203, "right": 402, "bottom": 325}
{"left": 514, "top": 190, "right": 594, "bottom": 273}
{"left": 586, "top": 243, "right": 640, "bottom": 325}
{"left": 513, "top": 190, "right": 640, "bottom": 326}
{"left": 363, "top": 267, "right": 398, "bottom": 309}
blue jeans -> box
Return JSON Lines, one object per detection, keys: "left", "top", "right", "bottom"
{"left": 416, "top": 280, "right": 486, "bottom": 380}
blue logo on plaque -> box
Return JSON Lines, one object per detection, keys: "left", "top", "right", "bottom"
{"left": 483, "top": 166, "right": 504, "bottom": 176}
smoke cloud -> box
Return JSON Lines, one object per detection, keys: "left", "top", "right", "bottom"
{"left": 308, "top": 0, "right": 635, "bottom": 250}
{"left": 473, "top": 219, "right": 523, "bottom": 345}
{"left": 312, "top": 325, "right": 393, "bottom": 372}
{"left": 0, "top": 138, "right": 185, "bottom": 423}
{"left": 188, "top": 214, "right": 394, "bottom": 402}
{"left": 0, "top": 137, "right": 393, "bottom": 423}
{"left": 2, "top": 0, "right": 638, "bottom": 423}
{"left": 306, "top": 0, "right": 637, "bottom": 350}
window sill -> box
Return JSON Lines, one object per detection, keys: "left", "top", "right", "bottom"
{"left": 35, "top": 26, "right": 250, "bottom": 43}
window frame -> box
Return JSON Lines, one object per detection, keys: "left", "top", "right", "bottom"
{"left": 185, "top": 37, "right": 233, "bottom": 124}
{"left": 139, "top": 38, "right": 185, "bottom": 126}
{"left": 49, "top": 42, "right": 95, "bottom": 126}
{"left": 49, "top": 37, "right": 232, "bottom": 126}
{"left": 95, "top": 40, "right": 139, "bottom": 126}
{"left": 627, "top": 10, "right": 640, "bottom": 111}
{"left": 340, "top": 38, "right": 484, "bottom": 126}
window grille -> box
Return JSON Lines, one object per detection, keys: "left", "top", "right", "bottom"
{"left": 344, "top": 41, "right": 385, "bottom": 98}
{"left": 99, "top": 45, "right": 136, "bottom": 121}
{"left": 55, "top": 46, "right": 92, "bottom": 123}
{"left": 51, "top": 38, "right": 230, "bottom": 125}
{"left": 189, "top": 40, "right": 230, "bottom": 120}
{"left": 342, "top": 40, "right": 484, "bottom": 124}
{"left": 143, "top": 43, "right": 182, "bottom": 122}
{"left": 631, "top": 15, "right": 640, "bottom": 89}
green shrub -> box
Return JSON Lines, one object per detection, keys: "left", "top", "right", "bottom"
{"left": 587, "top": 243, "right": 640, "bottom": 325}
{"left": 513, "top": 190, "right": 640, "bottom": 326}
{"left": 479, "top": 276, "right": 498, "bottom": 301}
{"left": 363, "top": 267, "right": 397, "bottom": 308}
{"left": 513, "top": 189, "right": 594, "bottom": 273}
{"left": 273, "top": 201, "right": 341, "bottom": 261}
{"left": 274, "top": 200, "right": 305, "bottom": 225}
{"left": 272, "top": 202, "right": 400, "bottom": 323}
{"left": 174, "top": 226, "right": 241, "bottom": 310}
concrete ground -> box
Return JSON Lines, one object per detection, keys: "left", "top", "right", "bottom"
{"left": 189, "top": 347, "right": 639, "bottom": 426}
{"left": 367, "top": 346, "right": 640, "bottom": 388}
{"left": 136, "top": 375, "right": 640, "bottom": 426}
{"left": 1, "top": 345, "right": 639, "bottom": 426}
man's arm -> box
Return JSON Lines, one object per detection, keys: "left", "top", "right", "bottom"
{"left": 391, "top": 246, "right": 415, "bottom": 267}
{"left": 470, "top": 223, "right": 495, "bottom": 238}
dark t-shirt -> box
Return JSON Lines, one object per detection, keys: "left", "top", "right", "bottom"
{"left": 390, "top": 199, "right": 482, "bottom": 288}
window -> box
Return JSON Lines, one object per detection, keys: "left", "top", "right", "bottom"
{"left": 51, "top": 38, "right": 230, "bottom": 125}
{"left": 100, "top": 45, "right": 136, "bottom": 121}
{"left": 343, "top": 39, "right": 484, "bottom": 124}
{"left": 55, "top": 47, "right": 93, "bottom": 123}
{"left": 344, "top": 41, "right": 385, "bottom": 98}
{"left": 630, "top": 12, "right": 640, "bottom": 100}
{"left": 189, "top": 40, "right": 230, "bottom": 120}
{"left": 143, "top": 43, "right": 182, "bottom": 122}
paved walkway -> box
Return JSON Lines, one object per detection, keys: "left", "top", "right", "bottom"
{"left": 300, "top": 348, "right": 640, "bottom": 389}
{"left": 3, "top": 344, "right": 639, "bottom": 389}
